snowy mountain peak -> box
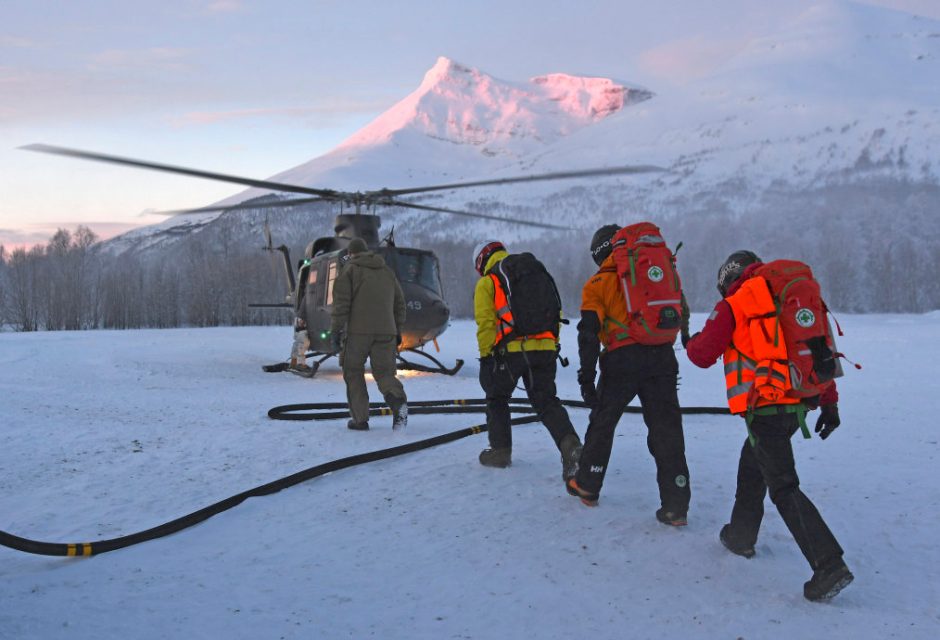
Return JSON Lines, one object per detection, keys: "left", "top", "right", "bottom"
{"left": 340, "top": 57, "right": 651, "bottom": 152}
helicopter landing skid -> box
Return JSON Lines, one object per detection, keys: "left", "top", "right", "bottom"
{"left": 397, "top": 349, "right": 464, "bottom": 376}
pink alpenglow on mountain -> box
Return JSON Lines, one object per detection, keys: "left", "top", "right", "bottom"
{"left": 341, "top": 57, "right": 652, "bottom": 151}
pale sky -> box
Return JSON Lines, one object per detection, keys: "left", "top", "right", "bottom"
{"left": 2, "top": 0, "right": 937, "bottom": 249}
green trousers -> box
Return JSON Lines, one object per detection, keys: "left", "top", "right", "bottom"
{"left": 342, "top": 333, "right": 406, "bottom": 425}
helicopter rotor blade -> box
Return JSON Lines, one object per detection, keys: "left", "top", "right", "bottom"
{"left": 20, "top": 144, "right": 341, "bottom": 199}
{"left": 369, "top": 164, "right": 666, "bottom": 198}
{"left": 148, "top": 196, "right": 329, "bottom": 217}
{"left": 384, "top": 199, "right": 574, "bottom": 230}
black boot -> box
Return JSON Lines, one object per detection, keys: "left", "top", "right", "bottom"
{"left": 719, "top": 524, "right": 755, "bottom": 558}
{"left": 559, "top": 434, "right": 582, "bottom": 481}
{"left": 479, "top": 447, "right": 511, "bottom": 468}
{"left": 655, "top": 507, "right": 688, "bottom": 527}
{"left": 804, "top": 559, "right": 853, "bottom": 602}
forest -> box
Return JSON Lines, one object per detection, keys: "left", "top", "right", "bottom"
{"left": 2, "top": 179, "right": 938, "bottom": 332}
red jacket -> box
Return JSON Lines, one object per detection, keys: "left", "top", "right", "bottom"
{"left": 686, "top": 264, "right": 838, "bottom": 406}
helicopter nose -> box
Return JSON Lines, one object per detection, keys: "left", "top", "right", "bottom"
{"left": 430, "top": 299, "right": 450, "bottom": 321}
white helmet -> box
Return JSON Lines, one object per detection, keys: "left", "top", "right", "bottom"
{"left": 472, "top": 240, "right": 506, "bottom": 276}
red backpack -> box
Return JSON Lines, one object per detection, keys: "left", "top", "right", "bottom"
{"left": 749, "top": 260, "right": 843, "bottom": 400}
{"left": 609, "top": 222, "right": 683, "bottom": 347}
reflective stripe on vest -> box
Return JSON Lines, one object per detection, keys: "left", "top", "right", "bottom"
{"left": 722, "top": 277, "right": 802, "bottom": 414}
{"left": 489, "top": 273, "right": 555, "bottom": 347}
{"left": 724, "top": 347, "right": 757, "bottom": 414}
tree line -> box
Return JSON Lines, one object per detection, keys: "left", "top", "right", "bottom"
{"left": 0, "top": 226, "right": 287, "bottom": 332}
{"left": 2, "top": 179, "right": 938, "bottom": 333}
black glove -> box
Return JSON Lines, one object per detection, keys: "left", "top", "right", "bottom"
{"left": 396, "top": 333, "right": 402, "bottom": 346}
{"left": 681, "top": 331, "right": 699, "bottom": 349}
{"left": 577, "top": 368, "right": 598, "bottom": 407}
{"left": 815, "top": 404, "right": 841, "bottom": 440}
{"left": 330, "top": 330, "right": 344, "bottom": 353}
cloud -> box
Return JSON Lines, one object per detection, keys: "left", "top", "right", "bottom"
{"left": 637, "top": 36, "right": 746, "bottom": 82}
{"left": 87, "top": 47, "right": 192, "bottom": 72}
{"left": 0, "top": 222, "right": 145, "bottom": 250}
{"left": 205, "top": 0, "right": 244, "bottom": 13}
{"left": 169, "top": 100, "right": 394, "bottom": 128}
{"left": 0, "top": 35, "right": 38, "bottom": 48}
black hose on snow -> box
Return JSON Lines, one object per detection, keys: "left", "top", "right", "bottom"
{"left": 0, "top": 398, "right": 728, "bottom": 557}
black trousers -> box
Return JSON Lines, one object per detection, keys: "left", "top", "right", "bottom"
{"left": 726, "top": 412, "right": 843, "bottom": 570}
{"left": 479, "top": 350, "right": 577, "bottom": 451}
{"left": 575, "top": 343, "right": 690, "bottom": 512}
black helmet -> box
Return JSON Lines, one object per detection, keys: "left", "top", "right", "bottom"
{"left": 472, "top": 240, "right": 506, "bottom": 276}
{"left": 590, "top": 224, "right": 620, "bottom": 266}
{"left": 717, "top": 250, "right": 761, "bottom": 297}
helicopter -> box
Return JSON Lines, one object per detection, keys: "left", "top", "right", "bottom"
{"left": 21, "top": 143, "right": 664, "bottom": 376}
{"left": 255, "top": 210, "right": 462, "bottom": 376}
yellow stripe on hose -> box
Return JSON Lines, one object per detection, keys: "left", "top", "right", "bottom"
{"left": 67, "top": 544, "right": 76, "bottom": 556}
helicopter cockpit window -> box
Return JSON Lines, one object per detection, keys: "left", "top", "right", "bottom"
{"left": 326, "top": 261, "right": 338, "bottom": 306}
{"left": 393, "top": 252, "right": 442, "bottom": 293}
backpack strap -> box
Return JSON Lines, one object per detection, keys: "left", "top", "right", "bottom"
{"left": 746, "top": 403, "right": 811, "bottom": 442}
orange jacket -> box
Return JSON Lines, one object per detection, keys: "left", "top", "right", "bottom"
{"left": 723, "top": 275, "right": 802, "bottom": 414}
{"left": 580, "top": 254, "right": 637, "bottom": 350}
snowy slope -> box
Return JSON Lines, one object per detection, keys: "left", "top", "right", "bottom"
{"left": 506, "top": 0, "right": 940, "bottom": 211}
{"left": 1, "top": 315, "right": 938, "bottom": 639}
{"left": 100, "top": 1, "right": 940, "bottom": 259}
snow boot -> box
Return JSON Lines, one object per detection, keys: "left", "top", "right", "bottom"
{"left": 347, "top": 419, "right": 369, "bottom": 431}
{"left": 479, "top": 447, "right": 511, "bottom": 468}
{"left": 385, "top": 394, "right": 408, "bottom": 430}
{"left": 655, "top": 507, "right": 688, "bottom": 527}
{"left": 719, "top": 524, "right": 755, "bottom": 558}
{"left": 804, "top": 559, "right": 854, "bottom": 602}
{"left": 566, "top": 477, "right": 599, "bottom": 507}
{"left": 559, "top": 434, "right": 583, "bottom": 481}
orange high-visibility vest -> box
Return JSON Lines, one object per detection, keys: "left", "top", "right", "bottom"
{"left": 723, "top": 276, "right": 802, "bottom": 415}
{"left": 489, "top": 273, "right": 556, "bottom": 347}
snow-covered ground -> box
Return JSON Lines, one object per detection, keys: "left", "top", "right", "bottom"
{"left": 1, "top": 316, "right": 938, "bottom": 639}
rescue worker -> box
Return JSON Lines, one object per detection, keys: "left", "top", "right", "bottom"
{"left": 685, "top": 250, "right": 853, "bottom": 602}
{"left": 566, "top": 224, "right": 692, "bottom": 527}
{"left": 472, "top": 240, "right": 582, "bottom": 479}
{"left": 330, "top": 237, "right": 408, "bottom": 431}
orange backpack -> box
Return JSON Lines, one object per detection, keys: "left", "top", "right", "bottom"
{"left": 608, "top": 222, "right": 683, "bottom": 347}
{"left": 746, "top": 260, "right": 843, "bottom": 403}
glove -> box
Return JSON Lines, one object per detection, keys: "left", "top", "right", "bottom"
{"left": 396, "top": 333, "right": 403, "bottom": 346}
{"left": 815, "top": 404, "right": 841, "bottom": 440}
{"left": 577, "top": 368, "right": 598, "bottom": 408}
{"left": 330, "top": 330, "right": 344, "bottom": 353}
{"left": 681, "top": 331, "right": 699, "bottom": 349}
{"left": 294, "top": 317, "right": 306, "bottom": 331}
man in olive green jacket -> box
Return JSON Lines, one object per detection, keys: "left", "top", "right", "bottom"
{"left": 331, "top": 238, "right": 408, "bottom": 430}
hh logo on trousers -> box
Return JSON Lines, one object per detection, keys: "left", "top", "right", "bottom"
{"left": 590, "top": 465, "right": 605, "bottom": 473}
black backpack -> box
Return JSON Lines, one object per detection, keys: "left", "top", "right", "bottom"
{"left": 492, "top": 252, "right": 562, "bottom": 341}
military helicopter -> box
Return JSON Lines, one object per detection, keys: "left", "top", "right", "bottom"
{"left": 22, "top": 143, "right": 663, "bottom": 376}
{"left": 255, "top": 211, "right": 462, "bottom": 376}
